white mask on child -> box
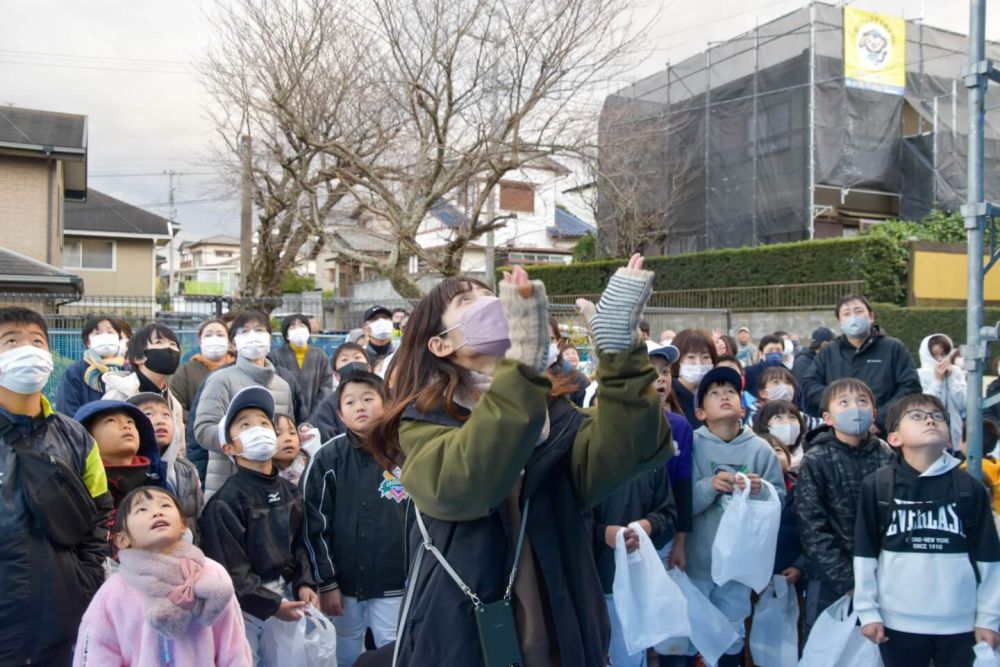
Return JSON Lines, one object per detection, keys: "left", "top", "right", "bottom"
{"left": 766, "top": 383, "right": 795, "bottom": 402}
{"left": 237, "top": 426, "right": 278, "bottom": 461}
{"left": 0, "top": 346, "right": 54, "bottom": 395}
{"left": 769, "top": 422, "right": 801, "bottom": 447}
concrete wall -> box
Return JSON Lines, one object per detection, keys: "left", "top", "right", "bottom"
{"left": 0, "top": 156, "right": 63, "bottom": 265}
{"left": 70, "top": 237, "right": 156, "bottom": 297}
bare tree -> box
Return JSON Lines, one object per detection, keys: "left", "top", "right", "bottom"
{"left": 205, "top": 0, "right": 646, "bottom": 297}
{"left": 586, "top": 96, "right": 699, "bottom": 257}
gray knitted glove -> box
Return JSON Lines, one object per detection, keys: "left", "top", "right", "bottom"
{"left": 499, "top": 279, "right": 550, "bottom": 373}
{"left": 578, "top": 267, "right": 654, "bottom": 353}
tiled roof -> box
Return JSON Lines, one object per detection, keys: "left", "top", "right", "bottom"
{"left": 65, "top": 189, "right": 171, "bottom": 237}
{"left": 0, "top": 247, "right": 82, "bottom": 291}
{"left": 547, "top": 207, "right": 595, "bottom": 238}
{"left": 0, "top": 107, "right": 86, "bottom": 150}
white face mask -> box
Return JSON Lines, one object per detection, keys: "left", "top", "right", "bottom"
{"left": 544, "top": 342, "right": 561, "bottom": 368}
{"left": 368, "top": 319, "right": 393, "bottom": 341}
{"left": 200, "top": 335, "right": 229, "bottom": 361}
{"left": 234, "top": 331, "right": 271, "bottom": 360}
{"left": 679, "top": 363, "right": 712, "bottom": 385}
{"left": 287, "top": 326, "right": 310, "bottom": 347}
{"left": 769, "top": 421, "right": 801, "bottom": 447}
{"left": 0, "top": 346, "right": 54, "bottom": 395}
{"left": 236, "top": 426, "right": 278, "bottom": 461}
{"left": 766, "top": 383, "right": 795, "bottom": 402}
{"left": 89, "top": 332, "right": 121, "bottom": 358}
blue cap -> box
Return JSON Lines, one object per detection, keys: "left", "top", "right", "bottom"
{"left": 648, "top": 343, "right": 680, "bottom": 365}
{"left": 219, "top": 386, "right": 276, "bottom": 446}
{"left": 73, "top": 399, "right": 160, "bottom": 463}
{"left": 695, "top": 366, "right": 743, "bottom": 408}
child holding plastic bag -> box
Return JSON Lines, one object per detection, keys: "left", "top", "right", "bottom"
{"left": 74, "top": 487, "right": 252, "bottom": 666}
{"left": 687, "top": 367, "right": 785, "bottom": 667}
{"left": 593, "top": 466, "right": 676, "bottom": 666}
{"left": 364, "top": 256, "right": 673, "bottom": 666}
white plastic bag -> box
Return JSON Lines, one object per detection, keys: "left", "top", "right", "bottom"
{"left": 612, "top": 522, "right": 691, "bottom": 655}
{"left": 259, "top": 615, "right": 307, "bottom": 667}
{"left": 302, "top": 608, "right": 338, "bottom": 664}
{"left": 749, "top": 575, "right": 799, "bottom": 667}
{"left": 798, "top": 595, "right": 881, "bottom": 667}
{"left": 711, "top": 473, "right": 782, "bottom": 593}
{"left": 974, "top": 641, "right": 1000, "bottom": 667}
{"left": 655, "top": 569, "right": 739, "bottom": 667}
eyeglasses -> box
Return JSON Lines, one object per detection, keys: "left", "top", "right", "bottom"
{"left": 901, "top": 409, "right": 949, "bottom": 424}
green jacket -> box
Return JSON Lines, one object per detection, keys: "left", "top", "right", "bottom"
{"left": 399, "top": 344, "right": 673, "bottom": 521}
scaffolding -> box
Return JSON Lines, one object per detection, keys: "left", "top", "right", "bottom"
{"left": 597, "top": 1, "right": 1000, "bottom": 256}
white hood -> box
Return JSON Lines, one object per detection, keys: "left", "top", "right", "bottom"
{"left": 918, "top": 333, "right": 953, "bottom": 370}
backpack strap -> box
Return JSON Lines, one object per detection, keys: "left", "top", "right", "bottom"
{"left": 874, "top": 465, "right": 896, "bottom": 545}
{"left": 951, "top": 467, "right": 978, "bottom": 539}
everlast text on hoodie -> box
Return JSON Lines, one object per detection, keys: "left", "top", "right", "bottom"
{"left": 853, "top": 453, "right": 1000, "bottom": 635}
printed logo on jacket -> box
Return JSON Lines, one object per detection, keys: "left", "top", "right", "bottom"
{"left": 885, "top": 498, "right": 967, "bottom": 554}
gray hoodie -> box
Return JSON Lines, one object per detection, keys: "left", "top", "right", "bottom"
{"left": 688, "top": 424, "right": 786, "bottom": 582}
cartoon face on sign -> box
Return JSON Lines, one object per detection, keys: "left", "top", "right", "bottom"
{"left": 379, "top": 468, "right": 408, "bottom": 503}
{"left": 859, "top": 26, "right": 890, "bottom": 66}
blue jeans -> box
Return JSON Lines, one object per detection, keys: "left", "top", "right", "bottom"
{"left": 604, "top": 594, "right": 648, "bottom": 667}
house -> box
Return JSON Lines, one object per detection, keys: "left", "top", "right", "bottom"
{"left": 175, "top": 235, "right": 241, "bottom": 295}
{"left": 63, "top": 189, "right": 173, "bottom": 298}
{"left": 412, "top": 156, "right": 596, "bottom": 274}
{"left": 597, "top": 2, "right": 1000, "bottom": 255}
{"left": 0, "top": 105, "right": 87, "bottom": 294}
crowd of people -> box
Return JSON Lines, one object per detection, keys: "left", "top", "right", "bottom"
{"left": 2, "top": 257, "right": 1000, "bottom": 667}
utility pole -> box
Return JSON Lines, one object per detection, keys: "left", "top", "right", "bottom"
{"left": 167, "top": 170, "right": 176, "bottom": 298}
{"left": 240, "top": 135, "right": 252, "bottom": 295}
{"left": 962, "top": 0, "right": 1000, "bottom": 480}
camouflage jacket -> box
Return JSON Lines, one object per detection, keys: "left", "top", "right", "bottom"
{"left": 795, "top": 427, "right": 893, "bottom": 594}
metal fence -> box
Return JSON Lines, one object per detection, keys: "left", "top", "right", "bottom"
{"left": 549, "top": 280, "right": 864, "bottom": 312}
{"left": 40, "top": 331, "right": 347, "bottom": 406}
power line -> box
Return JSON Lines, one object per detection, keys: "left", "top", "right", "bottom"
{"left": 0, "top": 58, "right": 189, "bottom": 74}
{"left": 90, "top": 171, "right": 216, "bottom": 178}
{"left": 0, "top": 48, "right": 192, "bottom": 66}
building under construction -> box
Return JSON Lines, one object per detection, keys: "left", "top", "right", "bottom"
{"left": 597, "top": 1, "right": 1000, "bottom": 255}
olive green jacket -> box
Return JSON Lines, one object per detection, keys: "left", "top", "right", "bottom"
{"left": 399, "top": 344, "right": 673, "bottom": 521}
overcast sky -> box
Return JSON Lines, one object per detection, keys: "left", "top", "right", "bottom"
{"left": 2, "top": 0, "right": 997, "bottom": 243}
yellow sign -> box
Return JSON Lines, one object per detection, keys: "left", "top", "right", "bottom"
{"left": 844, "top": 7, "right": 906, "bottom": 95}
{"left": 910, "top": 242, "right": 1000, "bottom": 306}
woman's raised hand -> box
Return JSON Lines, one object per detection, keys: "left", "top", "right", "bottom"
{"left": 502, "top": 265, "right": 534, "bottom": 298}
{"left": 576, "top": 253, "right": 654, "bottom": 354}
{"left": 499, "top": 265, "right": 550, "bottom": 372}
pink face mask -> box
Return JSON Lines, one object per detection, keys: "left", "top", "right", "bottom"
{"left": 438, "top": 296, "right": 511, "bottom": 357}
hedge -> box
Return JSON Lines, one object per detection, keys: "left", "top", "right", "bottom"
{"left": 502, "top": 235, "right": 904, "bottom": 304}
{"left": 874, "top": 302, "right": 1000, "bottom": 367}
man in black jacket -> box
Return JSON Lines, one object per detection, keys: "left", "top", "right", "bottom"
{"left": 802, "top": 295, "right": 922, "bottom": 433}
{"left": 792, "top": 326, "right": 834, "bottom": 388}
{"left": 0, "top": 307, "right": 112, "bottom": 666}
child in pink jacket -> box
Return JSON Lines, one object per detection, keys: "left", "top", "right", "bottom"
{"left": 74, "top": 487, "right": 252, "bottom": 666}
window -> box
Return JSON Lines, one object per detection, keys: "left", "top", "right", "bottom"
{"left": 499, "top": 182, "right": 535, "bottom": 213}
{"left": 508, "top": 251, "right": 567, "bottom": 265}
{"left": 64, "top": 239, "right": 115, "bottom": 270}
{"left": 214, "top": 250, "right": 234, "bottom": 258}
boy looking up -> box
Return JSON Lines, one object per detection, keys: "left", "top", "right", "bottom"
{"left": 199, "top": 386, "right": 318, "bottom": 662}
{"left": 310, "top": 342, "right": 372, "bottom": 443}
{"left": 128, "top": 392, "right": 203, "bottom": 524}
{"left": 0, "top": 307, "right": 112, "bottom": 665}
{"left": 301, "top": 369, "right": 409, "bottom": 667}
{"left": 795, "top": 378, "right": 893, "bottom": 631}
{"left": 855, "top": 394, "right": 1000, "bottom": 666}
{"left": 688, "top": 367, "right": 785, "bottom": 667}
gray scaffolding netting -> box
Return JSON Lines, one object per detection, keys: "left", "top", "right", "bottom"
{"left": 597, "top": 2, "right": 1000, "bottom": 256}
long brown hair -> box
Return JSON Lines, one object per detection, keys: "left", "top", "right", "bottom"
{"left": 366, "top": 276, "right": 490, "bottom": 469}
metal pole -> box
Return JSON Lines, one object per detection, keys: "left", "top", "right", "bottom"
{"left": 807, "top": 2, "right": 816, "bottom": 239}
{"left": 167, "top": 170, "right": 176, "bottom": 297}
{"left": 484, "top": 189, "right": 496, "bottom": 289}
{"left": 963, "top": 0, "right": 987, "bottom": 480}
{"left": 751, "top": 23, "right": 759, "bottom": 246}
{"left": 240, "top": 135, "right": 253, "bottom": 295}
{"left": 703, "top": 49, "right": 711, "bottom": 250}
{"left": 932, "top": 97, "right": 939, "bottom": 205}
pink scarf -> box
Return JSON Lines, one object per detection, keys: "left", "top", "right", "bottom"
{"left": 117, "top": 542, "right": 234, "bottom": 639}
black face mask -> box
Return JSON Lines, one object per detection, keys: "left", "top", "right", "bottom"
{"left": 144, "top": 348, "right": 181, "bottom": 375}
{"left": 337, "top": 361, "right": 369, "bottom": 381}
